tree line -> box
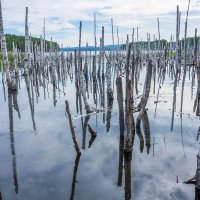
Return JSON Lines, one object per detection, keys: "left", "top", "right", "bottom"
{"left": 4, "top": 34, "right": 59, "bottom": 52}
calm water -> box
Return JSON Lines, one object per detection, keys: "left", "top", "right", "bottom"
{"left": 0, "top": 68, "right": 199, "bottom": 200}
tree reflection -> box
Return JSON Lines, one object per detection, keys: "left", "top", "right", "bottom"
{"left": 70, "top": 154, "right": 81, "bottom": 200}
{"left": 8, "top": 89, "right": 18, "bottom": 194}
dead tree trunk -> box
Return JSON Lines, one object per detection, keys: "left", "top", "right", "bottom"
{"left": 65, "top": 100, "right": 81, "bottom": 155}
{"left": 125, "top": 44, "right": 133, "bottom": 153}
{"left": 0, "top": 0, "right": 11, "bottom": 88}
{"left": 78, "top": 22, "right": 92, "bottom": 113}
{"left": 136, "top": 59, "right": 152, "bottom": 129}
{"left": 116, "top": 77, "right": 124, "bottom": 137}
{"left": 24, "top": 7, "right": 30, "bottom": 75}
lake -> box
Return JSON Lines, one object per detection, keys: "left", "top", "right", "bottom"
{"left": 0, "top": 59, "right": 199, "bottom": 200}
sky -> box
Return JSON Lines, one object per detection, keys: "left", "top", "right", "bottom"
{"left": 2, "top": 0, "right": 200, "bottom": 47}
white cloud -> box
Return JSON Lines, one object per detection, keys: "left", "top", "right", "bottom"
{"left": 1, "top": 0, "right": 200, "bottom": 46}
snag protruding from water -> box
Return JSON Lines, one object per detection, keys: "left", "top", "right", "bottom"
{"left": 136, "top": 59, "right": 152, "bottom": 130}
{"left": 65, "top": 100, "right": 81, "bottom": 155}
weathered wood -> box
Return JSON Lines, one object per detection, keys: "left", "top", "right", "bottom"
{"left": 24, "top": 6, "right": 30, "bottom": 75}
{"left": 65, "top": 100, "right": 81, "bottom": 154}
{"left": 106, "top": 93, "right": 114, "bottom": 132}
{"left": 175, "top": 5, "right": 181, "bottom": 73}
{"left": 125, "top": 44, "right": 133, "bottom": 153}
{"left": 0, "top": 0, "right": 11, "bottom": 88}
{"left": 116, "top": 77, "right": 124, "bottom": 137}
{"left": 136, "top": 59, "right": 152, "bottom": 128}
{"left": 180, "top": 0, "right": 191, "bottom": 114}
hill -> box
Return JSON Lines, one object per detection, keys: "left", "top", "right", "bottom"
{"left": 4, "top": 34, "right": 59, "bottom": 52}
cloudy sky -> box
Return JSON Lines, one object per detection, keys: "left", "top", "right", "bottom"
{"left": 2, "top": 0, "right": 200, "bottom": 47}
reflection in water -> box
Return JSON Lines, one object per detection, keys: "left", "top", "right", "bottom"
{"left": 82, "top": 116, "right": 90, "bottom": 149}
{"left": 142, "top": 110, "right": 151, "bottom": 154}
{"left": 88, "top": 124, "right": 97, "bottom": 148}
{"left": 196, "top": 188, "right": 200, "bottom": 200}
{"left": 124, "top": 152, "right": 132, "bottom": 200}
{"left": 184, "top": 151, "right": 200, "bottom": 200}
{"left": 8, "top": 89, "right": 19, "bottom": 194}
{"left": 2, "top": 77, "right": 6, "bottom": 101}
{"left": 197, "top": 127, "right": 200, "bottom": 141}
{"left": 25, "top": 75, "right": 36, "bottom": 131}
{"left": 136, "top": 110, "right": 151, "bottom": 153}
{"left": 65, "top": 100, "right": 81, "bottom": 154}
{"left": 12, "top": 90, "right": 21, "bottom": 118}
{"left": 106, "top": 94, "right": 114, "bottom": 132}
{"left": 136, "top": 118, "right": 145, "bottom": 153}
{"left": 70, "top": 154, "right": 81, "bottom": 200}
{"left": 0, "top": 37, "right": 199, "bottom": 200}
{"left": 117, "top": 135, "right": 124, "bottom": 187}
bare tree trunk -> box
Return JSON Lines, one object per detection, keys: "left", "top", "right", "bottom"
{"left": 180, "top": 0, "right": 191, "bottom": 114}
{"left": 116, "top": 76, "right": 125, "bottom": 186}
{"left": 136, "top": 59, "right": 152, "bottom": 128}
{"left": 116, "top": 77, "right": 124, "bottom": 137}
{"left": 0, "top": 0, "right": 11, "bottom": 88}
{"left": 125, "top": 44, "right": 133, "bottom": 153}
{"left": 65, "top": 100, "right": 81, "bottom": 155}
{"left": 24, "top": 7, "right": 30, "bottom": 75}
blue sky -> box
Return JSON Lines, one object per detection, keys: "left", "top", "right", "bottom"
{"left": 2, "top": 0, "right": 200, "bottom": 47}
